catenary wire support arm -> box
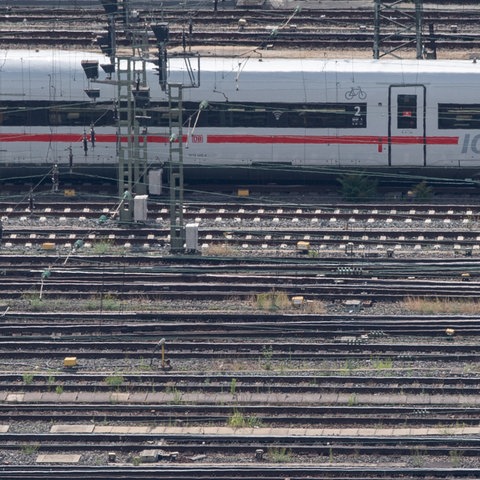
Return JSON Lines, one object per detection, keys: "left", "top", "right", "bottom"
{"left": 373, "top": 0, "right": 423, "bottom": 59}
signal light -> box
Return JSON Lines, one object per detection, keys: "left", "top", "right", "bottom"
{"left": 133, "top": 87, "right": 150, "bottom": 108}
{"left": 97, "top": 24, "right": 115, "bottom": 57}
{"left": 152, "top": 23, "right": 169, "bottom": 44}
{"left": 157, "top": 49, "right": 168, "bottom": 88}
{"left": 101, "top": 63, "right": 115, "bottom": 76}
{"left": 84, "top": 88, "right": 100, "bottom": 100}
{"left": 81, "top": 60, "right": 99, "bottom": 80}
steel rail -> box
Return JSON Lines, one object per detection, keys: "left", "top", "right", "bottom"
{"left": 0, "top": 313, "right": 479, "bottom": 338}
{"left": 1, "top": 403, "right": 479, "bottom": 425}
{"left": 1, "top": 341, "right": 480, "bottom": 361}
{"left": 1, "top": 465, "right": 479, "bottom": 480}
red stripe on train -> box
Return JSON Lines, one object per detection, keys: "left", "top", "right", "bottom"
{"left": 207, "top": 135, "right": 459, "bottom": 145}
{"left": 0, "top": 134, "right": 159, "bottom": 143}
{"left": 0, "top": 133, "right": 459, "bottom": 145}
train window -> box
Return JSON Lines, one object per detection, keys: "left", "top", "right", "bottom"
{"left": 149, "top": 106, "right": 171, "bottom": 127}
{"left": 397, "top": 94, "right": 417, "bottom": 129}
{"left": 296, "top": 104, "right": 367, "bottom": 129}
{"left": 1, "top": 101, "right": 114, "bottom": 127}
{"left": 438, "top": 104, "right": 480, "bottom": 129}
{"left": 270, "top": 104, "right": 366, "bottom": 129}
{"left": 189, "top": 102, "right": 367, "bottom": 129}
{"left": 1, "top": 99, "right": 366, "bottom": 130}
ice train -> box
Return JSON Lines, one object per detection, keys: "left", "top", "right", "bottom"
{"left": 2, "top": 48, "right": 480, "bottom": 185}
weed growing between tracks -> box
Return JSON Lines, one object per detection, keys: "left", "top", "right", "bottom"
{"left": 403, "top": 297, "right": 480, "bottom": 314}
{"left": 347, "top": 393, "right": 358, "bottom": 406}
{"left": 104, "top": 375, "right": 125, "bottom": 389}
{"left": 15, "top": 294, "right": 263, "bottom": 313}
{"left": 202, "top": 243, "right": 237, "bottom": 256}
{"left": 165, "top": 386, "right": 183, "bottom": 405}
{"left": 9, "top": 293, "right": 480, "bottom": 316}
{"left": 7, "top": 292, "right": 432, "bottom": 316}
{"left": 228, "top": 410, "right": 263, "bottom": 428}
{"left": 255, "top": 291, "right": 291, "bottom": 311}
{"left": 268, "top": 447, "right": 292, "bottom": 463}
{"left": 20, "top": 444, "right": 40, "bottom": 456}
{"left": 22, "top": 373, "right": 34, "bottom": 385}
{"left": 339, "top": 359, "right": 359, "bottom": 375}
{"left": 19, "top": 293, "right": 125, "bottom": 312}
{"left": 261, "top": 345, "right": 274, "bottom": 370}
{"left": 449, "top": 450, "right": 464, "bottom": 467}
{"left": 254, "top": 290, "right": 326, "bottom": 313}
{"left": 372, "top": 357, "right": 394, "bottom": 373}
{"left": 92, "top": 241, "right": 114, "bottom": 255}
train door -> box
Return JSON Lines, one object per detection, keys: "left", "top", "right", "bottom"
{"left": 388, "top": 85, "right": 426, "bottom": 166}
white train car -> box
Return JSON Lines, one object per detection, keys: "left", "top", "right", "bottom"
{"left": 1, "top": 48, "right": 480, "bottom": 183}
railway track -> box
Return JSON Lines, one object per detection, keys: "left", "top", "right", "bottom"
{"left": 3, "top": 199, "right": 480, "bottom": 219}
{"left": 2, "top": 6, "right": 480, "bottom": 53}
{"left": 2, "top": 200, "right": 480, "bottom": 258}
{"left": 2, "top": 466, "right": 480, "bottom": 480}
{"left": 3, "top": 339, "right": 480, "bottom": 361}
{"left": 1, "top": 264, "right": 480, "bottom": 301}
{"left": 3, "top": 4, "right": 480, "bottom": 478}
{"left": 3, "top": 7, "right": 480, "bottom": 25}
{"left": 3, "top": 224, "right": 480, "bottom": 249}
{"left": 1, "top": 311, "right": 480, "bottom": 335}
{"left": 2, "top": 403, "right": 480, "bottom": 426}
{"left": 2, "top": 431, "right": 480, "bottom": 455}
{"left": 3, "top": 27, "right": 480, "bottom": 52}
{"left": 1, "top": 196, "right": 480, "bottom": 475}
{"left": 2, "top": 373, "right": 480, "bottom": 394}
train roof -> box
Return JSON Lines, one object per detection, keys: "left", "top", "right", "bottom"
{"left": 2, "top": 49, "right": 480, "bottom": 104}
{"left": 195, "top": 56, "right": 480, "bottom": 75}
{"left": 2, "top": 49, "right": 480, "bottom": 75}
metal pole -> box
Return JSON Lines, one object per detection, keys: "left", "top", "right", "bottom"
{"left": 168, "top": 83, "right": 185, "bottom": 254}
{"left": 415, "top": 0, "right": 423, "bottom": 59}
{"left": 373, "top": 0, "right": 381, "bottom": 59}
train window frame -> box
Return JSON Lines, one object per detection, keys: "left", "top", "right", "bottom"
{"left": 438, "top": 103, "right": 480, "bottom": 129}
